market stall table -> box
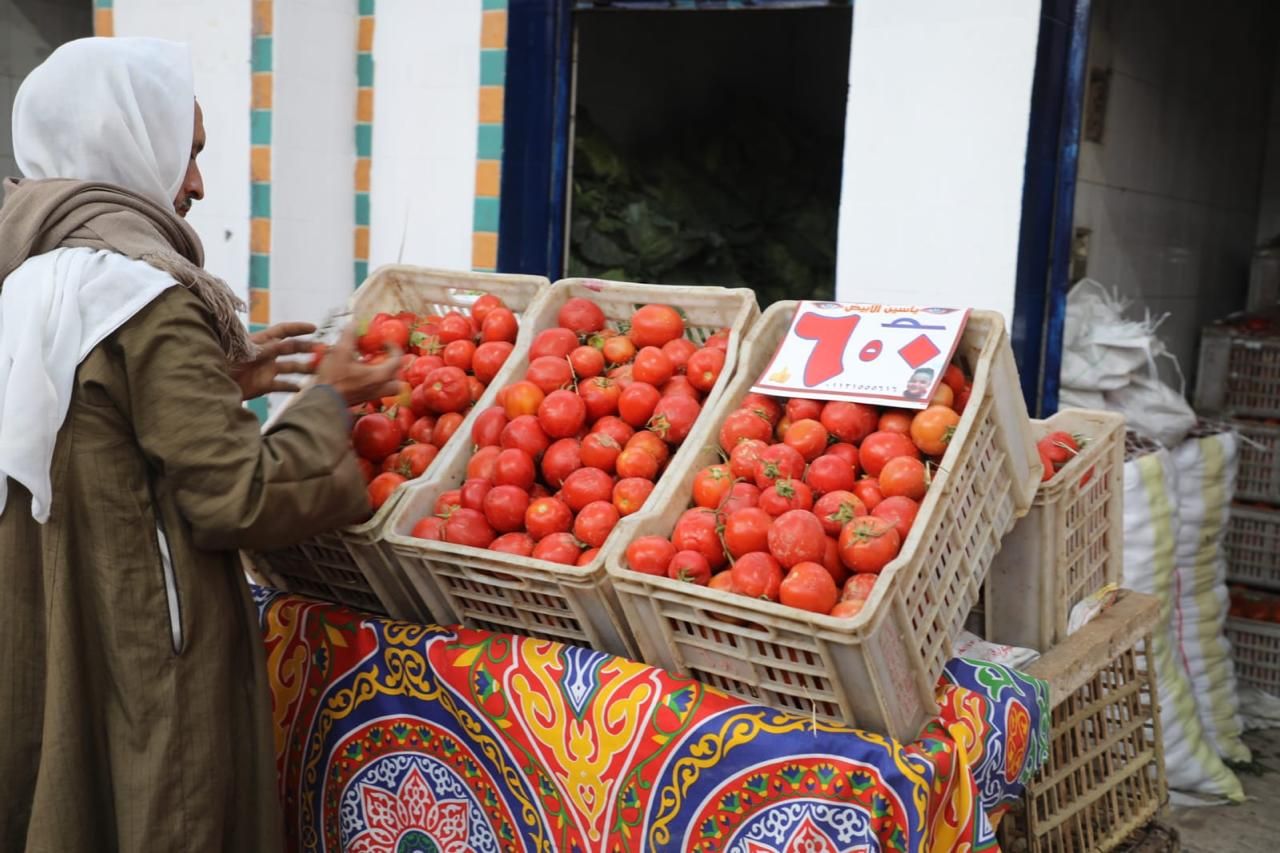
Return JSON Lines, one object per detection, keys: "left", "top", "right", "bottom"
{"left": 255, "top": 587, "right": 1050, "bottom": 852}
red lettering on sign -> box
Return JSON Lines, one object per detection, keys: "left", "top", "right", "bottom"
{"left": 859, "top": 340, "right": 883, "bottom": 362}
{"left": 794, "top": 312, "right": 861, "bottom": 387}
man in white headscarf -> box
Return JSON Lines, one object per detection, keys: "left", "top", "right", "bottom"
{"left": 0, "top": 38, "right": 400, "bottom": 852}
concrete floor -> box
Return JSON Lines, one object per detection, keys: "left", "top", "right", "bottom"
{"left": 1171, "top": 728, "right": 1280, "bottom": 853}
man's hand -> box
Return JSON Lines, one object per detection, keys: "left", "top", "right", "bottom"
{"left": 315, "top": 326, "right": 405, "bottom": 406}
{"left": 232, "top": 322, "right": 318, "bottom": 401}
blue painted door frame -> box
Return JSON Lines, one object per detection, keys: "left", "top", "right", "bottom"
{"left": 499, "top": 0, "right": 1091, "bottom": 417}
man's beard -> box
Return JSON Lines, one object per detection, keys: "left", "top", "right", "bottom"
{"left": 175, "top": 198, "right": 193, "bottom": 218}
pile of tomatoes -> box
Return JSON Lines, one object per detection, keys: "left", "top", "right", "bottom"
{"left": 345, "top": 294, "right": 520, "bottom": 512}
{"left": 406, "top": 297, "right": 732, "bottom": 566}
{"left": 625, "top": 364, "right": 974, "bottom": 619}
{"left": 1036, "top": 430, "right": 1092, "bottom": 485}
{"left": 1229, "top": 585, "right": 1280, "bottom": 623}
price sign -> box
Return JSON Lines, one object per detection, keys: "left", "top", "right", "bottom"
{"left": 751, "top": 302, "right": 970, "bottom": 409}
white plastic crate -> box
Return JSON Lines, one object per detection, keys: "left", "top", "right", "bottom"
{"left": 1226, "top": 615, "right": 1280, "bottom": 695}
{"left": 1194, "top": 311, "right": 1280, "bottom": 419}
{"left": 1228, "top": 418, "right": 1280, "bottom": 505}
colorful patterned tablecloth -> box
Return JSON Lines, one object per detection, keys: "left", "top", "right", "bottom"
{"left": 256, "top": 588, "right": 1049, "bottom": 853}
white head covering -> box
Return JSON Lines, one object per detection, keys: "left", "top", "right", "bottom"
{"left": 12, "top": 36, "right": 194, "bottom": 207}
{"left": 1, "top": 37, "right": 196, "bottom": 522}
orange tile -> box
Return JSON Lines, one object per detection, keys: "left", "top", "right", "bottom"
{"left": 94, "top": 9, "right": 114, "bottom": 37}
{"left": 472, "top": 232, "right": 498, "bottom": 270}
{"left": 358, "top": 17, "right": 375, "bottom": 52}
{"left": 250, "top": 147, "right": 271, "bottom": 183}
{"left": 249, "top": 289, "right": 270, "bottom": 325}
{"left": 252, "top": 73, "right": 273, "bottom": 110}
{"left": 250, "top": 218, "right": 271, "bottom": 255}
{"left": 481, "top": 11, "right": 507, "bottom": 49}
{"left": 354, "top": 158, "right": 371, "bottom": 192}
{"left": 354, "top": 226, "right": 370, "bottom": 261}
{"left": 356, "top": 89, "right": 374, "bottom": 123}
{"left": 475, "top": 160, "right": 501, "bottom": 197}
{"left": 478, "top": 86, "right": 504, "bottom": 124}
{"left": 253, "top": 0, "right": 273, "bottom": 36}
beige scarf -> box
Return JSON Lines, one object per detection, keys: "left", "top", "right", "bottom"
{"left": 0, "top": 177, "right": 254, "bottom": 362}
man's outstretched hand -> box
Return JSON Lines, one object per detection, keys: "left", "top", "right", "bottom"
{"left": 232, "top": 322, "right": 318, "bottom": 401}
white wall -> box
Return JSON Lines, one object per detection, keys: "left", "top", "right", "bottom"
{"left": 367, "top": 0, "right": 482, "bottom": 272}
{"left": 114, "top": 0, "right": 252, "bottom": 305}
{"left": 835, "top": 0, "right": 1041, "bottom": 323}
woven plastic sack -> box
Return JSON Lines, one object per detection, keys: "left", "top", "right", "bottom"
{"left": 1171, "top": 428, "right": 1250, "bottom": 763}
{"left": 1121, "top": 446, "right": 1243, "bottom": 800}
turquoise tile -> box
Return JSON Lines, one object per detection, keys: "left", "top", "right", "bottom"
{"left": 356, "top": 53, "right": 374, "bottom": 88}
{"left": 248, "top": 253, "right": 270, "bottom": 288}
{"left": 473, "top": 196, "right": 500, "bottom": 232}
{"left": 480, "top": 49, "right": 506, "bottom": 86}
{"left": 477, "top": 124, "right": 503, "bottom": 160}
{"left": 95, "top": 0, "right": 113, "bottom": 8}
{"left": 250, "top": 182, "right": 271, "bottom": 218}
{"left": 355, "top": 123, "right": 372, "bottom": 158}
{"left": 482, "top": 0, "right": 507, "bottom": 9}
{"left": 246, "top": 396, "right": 269, "bottom": 423}
{"left": 359, "top": 0, "right": 375, "bottom": 15}
{"left": 354, "top": 193, "right": 370, "bottom": 227}
{"left": 251, "top": 36, "right": 272, "bottom": 73}
{"left": 250, "top": 110, "right": 272, "bottom": 145}
{"left": 354, "top": 260, "right": 369, "bottom": 288}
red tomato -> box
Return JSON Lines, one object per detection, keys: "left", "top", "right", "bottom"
{"left": 480, "top": 308, "right": 518, "bottom": 344}
{"left": 538, "top": 389, "right": 587, "bottom": 439}
{"left": 1038, "top": 448, "right": 1056, "bottom": 482}
{"left": 660, "top": 375, "right": 700, "bottom": 399}
{"left": 813, "top": 490, "right": 867, "bottom": 537}
{"left": 580, "top": 432, "right": 621, "bottom": 473}
{"left": 837, "top": 516, "right": 901, "bottom": 574}
{"left": 471, "top": 406, "right": 507, "bottom": 448}
{"left": 740, "top": 393, "right": 784, "bottom": 425}
{"left": 367, "top": 472, "right": 405, "bottom": 511}
{"left": 759, "top": 479, "right": 815, "bottom": 516}
{"left": 911, "top": 406, "right": 961, "bottom": 457}
{"left": 459, "top": 477, "right": 493, "bottom": 512}
{"left": 820, "top": 402, "right": 879, "bottom": 445}
{"left": 472, "top": 341, "right": 514, "bottom": 385}
{"left": 633, "top": 347, "right": 674, "bottom": 386}
{"left": 692, "top": 464, "right": 734, "bottom": 509}
{"left": 579, "top": 376, "right": 621, "bottom": 421}
{"left": 577, "top": 547, "right": 601, "bottom": 566}
{"left": 618, "top": 382, "right": 662, "bottom": 428}
{"left": 489, "top": 532, "right": 535, "bottom": 556}
{"left": 753, "top": 443, "right": 806, "bottom": 489}
{"left": 930, "top": 384, "right": 954, "bottom": 409}
{"left": 942, "top": 363, "right": 967, "bottom": 395}
{"left": 591, "top": 415, "right": 635, "bottom": 447}
{"left": 380, "top": 452, "right": 403, "bottom": 475}
{"left": 527, "top": 356, "right": 575, "bottom": 394}
{"left": 616, "top": 446, "right": 660, "bottom": 480}
{"left": 442, "top": 339, "right": 476, "bottom": 372}
{"left": 841, "top": 572, "right": 879, "bottom": 603}
{"left": 719, "top": 482, "right": 761, "bottom": 517}
{"left": 525, "top": 497, "right": 573, "bottom": 540}
{"left": 825, "top": 442, "right": 860, "bottom": 472}
{"left": 724, "top": 507, "right": 772, "bottom": 558}
{"left": 444, "top": 507, "right": 496, "bottom": 549}
{"left": 362, "top": 318, "right": 410, "bottom": 354}
{"left": 540, "top": 438, "right": 583, "bottom": 489}
{"left": 805, "top": 454, "right": 857, "bottom": 495}
{"left": 389, "top": 404, "right": 416, "bottom": 437}
{"left": 569, "top": 345, "right": 606, "bottom": 379}
{"left": 672, "top": 507, "right": 728, "bottom": 569}
{"left": 786, "top": 399, "right": 823, "bottom": 423}
{"left": 830, "top": 600, "right": 865, "bottom": 618}
{"left": 686, "top": 347, "right": 725, "bottom": 393}
{"left": 492, "top": 448, "right": 535, "bottom": 491}
{"left": 613, "top": 477, "right": 655, "bottom": 516}
{"left": 399, "top": 443, "right": 438, "bottom": 478}
{"left": 719, "top": 408, "right": 773, "bottom": 452}
{"left": 872, "top": 496, "right": 919, "bottom": 542}
{"left": 625, "top": 430, "right": 671, "bottom": 466}
{"left": 436, "top": 312, "right": 473, "bottom": 344}
{"left": 767, "top": 509, "right": 826, "bottom": 568}
{"left": 503, "top": 380, "right": 546, "bottom": 419}
{"left": 562, "top": 467, "right": 614, "bottom": 512}
{"left": 1040, "top": 431, "right": 1080, "bottom": 466}
{"left": 730, "top": 552, "right": 783, "bottom": 600}
{"left": 530, "top": 327, "right": 579, "bottom": 360}
{"left": 353, "top": 414, "right": 402, "bottom": 462}
{"left": 607, "top": 364, "right": 635, "bottom": 389}
{"left": 780, "top": 561, "right": 838, "bottom": 614}
{"left": 782, "top": 418, "right": 828, "bottom": 462}
{"left": 469, "top": 293, "right": 505, "bottom": 325}
{"left": 704, "top": 328, "right": 732, "bottom": 351}
{"left": 482, "top": 484, "right": 530, "bottom": 533}
{"left": 859, "top": 431, "right": 922, "bottom": 478}
{"left": 851, "top": 477, "right": 884, "bottom": 512}
{"left": 558, "top": 296, "right": 606, "bottom": 333}
{"left": 434, "top": 489, "right": 462, "bottom": 517}
{"left": 649, "top": 395, "right": 701, "bottom": 444}
{"left": 630, "top": 305, "right": 685, "bottom": 348}
{"left": 955, "top": 384, "right": 972, "bottom": 414}
{"left": 404, "top": 355, "right": 437, "bottom": 387}
{"left": 878, "top": 411, "right": 912, "bottom": 435}
{"left": 668, "top": 550, "right": 712, "bottom": 585}
{"left": 574, "top": 500, "right": 621, "bottom": 548}
{"left": 356, "top": 457, "right": 376, "bottom": 484}
{"left": 879, "top": 456, "right": 928, "bottom": 501}
{"left": 533, "top": 532, "right": 582, "bottom": 565}
{"left": 822, "top": 535, "right": 849, "bottom": 587}
{"left": 406, "top": 412, "right": 437, "bottom": 445}
{"left": 500, "top": 415, "right": 550, "bottom": 460}
{"left": 627, "top": 536, "right": 677, "bottom": 576}
{"left": 602, "top": 335, "right": 637, "bottom": 366}
{"left": 729, "top": 439, "right": 769, "bottom": 480}
{"left": 661, "top": 338, "right": 698, "bottom": 374}
{"left": 411, "top": 515, "right": 445, "bottom": 540}
{"left": 708, "top": 571, "right": 736, "bottom": 595}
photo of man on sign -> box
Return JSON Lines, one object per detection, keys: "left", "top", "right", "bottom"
{"left": 903, "top": 367, "right": 935, "bottom": 401}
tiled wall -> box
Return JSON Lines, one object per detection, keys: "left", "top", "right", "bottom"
{"left": 473, "top": 0, "right": 505, "bottom": 272}
{"left": 354, "top": 0, "right": 374, "bottom": 287}
{"left": 0, "top": 0, "right": 93, "bottom": 178}
{"left": 1072, "top": 0, "right": 1279, "bottom": 383}
{"left": 1255, "top": 47, "right": 1280, "bottom": 246}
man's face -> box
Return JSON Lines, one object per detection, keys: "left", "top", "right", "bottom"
{"left": 174, "top": 101, "right": 205, "bottom": 217}
{"left": 905, "top": 370, "right": 933, "bottom": 399}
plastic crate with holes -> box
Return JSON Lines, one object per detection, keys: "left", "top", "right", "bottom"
{"left": 997, "top": 590, "right": 1166, "bottom": 853}
{"left": 1226, "top": 417, "right": 1280, "bottom": 505}
{"left": 381, "top": 278, "right": 759, "bottom": 655}
{"left": 1225, "top": 502, "right": 1280, "bottom": 591}
{"left": 247, "top": 265, "right": 550, "bottom": 620}
{"left": 1225, "top": 586, "right": 1280, "bottom": 694}
{"left": 1194, "top": 308, "right": 1280, "bottom": 420}
{"left": 603, "top": 301, "right": 1041, "bottom": 741}
{"left": 981, "top": 409, "right": 1126, "bottom": 651}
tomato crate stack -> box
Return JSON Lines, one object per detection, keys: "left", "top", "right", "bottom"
{"left": 998, "top": 590, "right": 1166, "bottom": 853}
{"left": 981, "top": 409, "right": 1126, "bottom": 651}
{"left": 248, "top": 265, "right": 550, "bottom": 620}
{"left": 382, "top": 278, "right": 759, "bottom": 657}
{"left": 604, "top": 300, "right": 1041, "bottom": 741}
{"left": 1225, "top": 586, "right": 1280, "bottom": 695}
